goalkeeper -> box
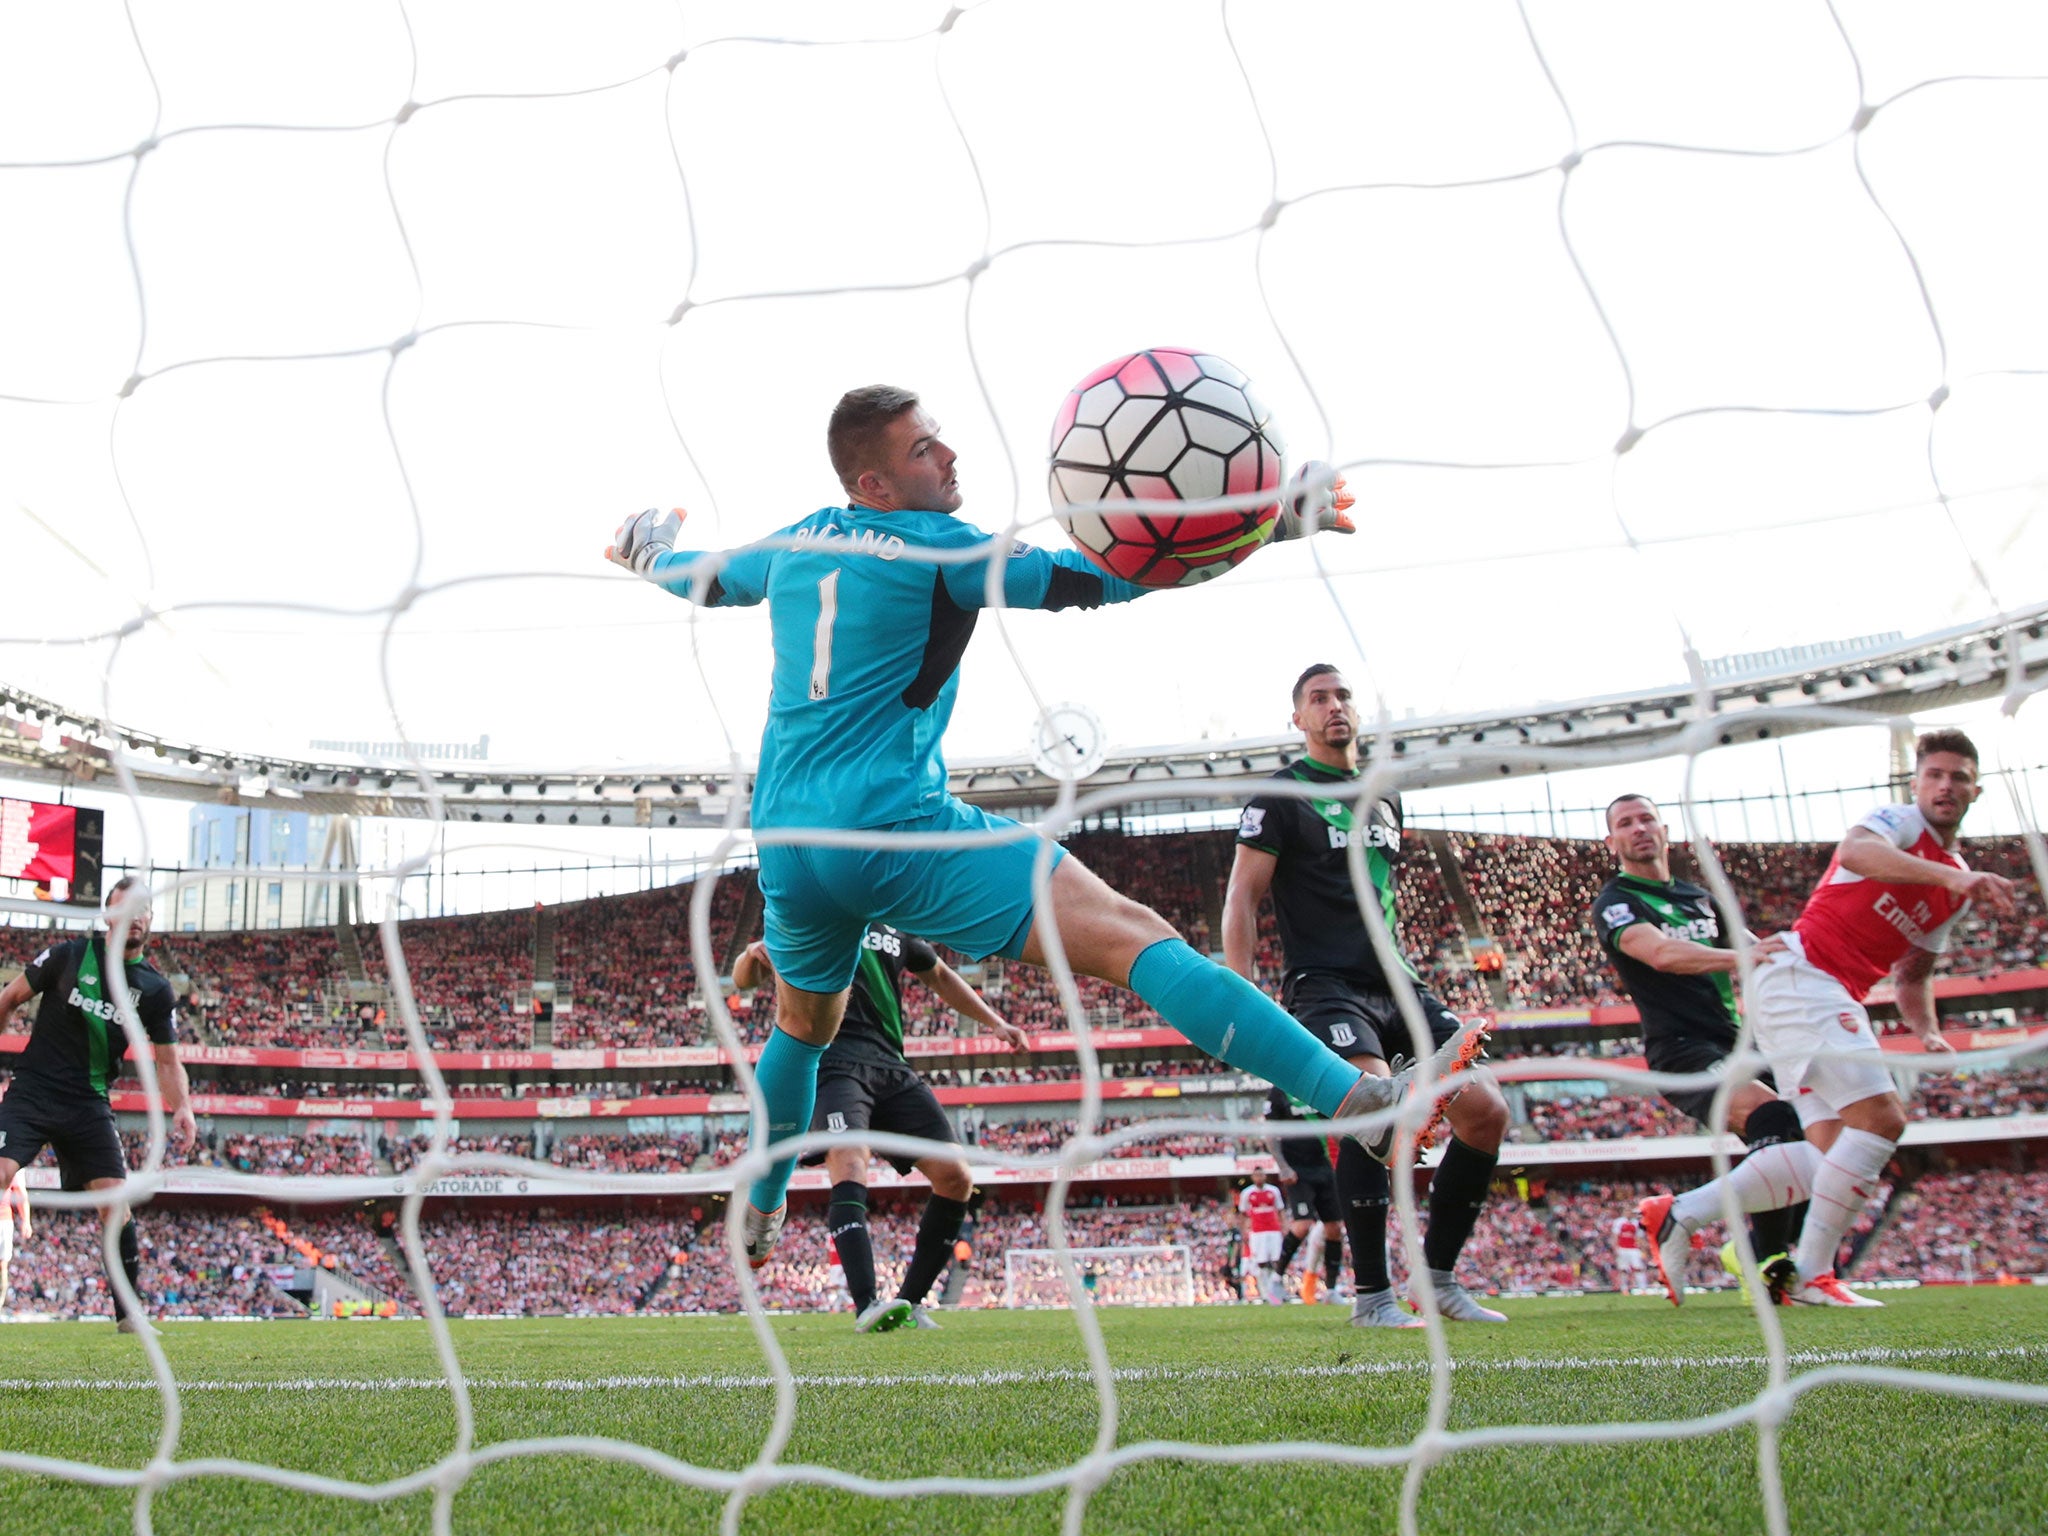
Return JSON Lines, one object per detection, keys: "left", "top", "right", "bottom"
{"left": 606, "top": 384, "right": 1487, "bottom": 1267}
{"left": 733, "top": 923, "right": 1027, "bottom": 1332}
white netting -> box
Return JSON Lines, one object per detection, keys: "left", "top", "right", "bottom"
{"left": 2, "top": 4, "right": 2048, "bottom": 1536}
{"left": 1003, "top": 1245, "right": 1196, "bottom": 1309}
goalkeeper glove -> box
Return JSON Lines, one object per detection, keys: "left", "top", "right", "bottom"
{"left": 606, "top": 507, "right": 684, "bottom": 575}
{"left": 1270, "top": 461, "right": 1356, "bottom": 543}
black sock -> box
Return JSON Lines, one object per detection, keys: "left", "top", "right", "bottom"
{"left": 1782, "top": 1200, "right": 1809, "bottom": 1245}
{"left": 1275, "top": 1230, "right": 1303, "bottom": 1275}
{"left": 899, "top": 1194, "right": 969, "bottom": 1305}
{"left": 1750, "top": 1207, "right": 1791, "bottom": 1261}
{"left": 826, "top": 1181, "right": 875, "bottom": 1313}
{"left": 113, "top": 1221, "right": 141, "bottom": 1321}
{"left": 1336, "top": 1140, "right": 1391, "bottom": 1294}
{"left": 1323, "top": 1229, "right": 1344, "bottom": 1289}
{"left": 1422, "top": 1137, "right": 1497, "bottom": 1275}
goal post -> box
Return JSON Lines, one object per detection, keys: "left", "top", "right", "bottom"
{"left": 1002, "top": 1245, "right": 1196, "bottom": 1309}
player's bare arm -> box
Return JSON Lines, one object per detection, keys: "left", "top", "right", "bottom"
{"left": 1837, "top": 827, "right": 2017, "bottom": 915}
{"left": 1890, "top": 944, "right": 1952, "bottom": 1053}
{"left": 0, "top": 972, "right": 31, "bottom": 1030}
{"left": 1221, "top": 843, "right": 1276, "bottom": 980}
{"left": 153, "top": 1042, "right": 199, "bottom": 1150}
{"left": 912, "top": 958, "right": 1030, "bottom": 1051}
{"left": 1616, "top": 924, "right": 1785, "bottom": 975}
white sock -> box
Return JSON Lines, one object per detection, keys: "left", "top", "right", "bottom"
{"left": 1794, "top": 1127, "right": 1894, "bottom": 1280}
{"left": 1669, "top": 1141, "right": 1820, "bottom": 1228}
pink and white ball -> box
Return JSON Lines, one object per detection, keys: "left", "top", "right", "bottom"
{"left": 1047, "top": 347, "right": 1286, "bottom": 589}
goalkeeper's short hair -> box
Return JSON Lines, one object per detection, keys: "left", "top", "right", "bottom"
{"left": 827, "top": 385, "right": 921, "bottom": 491}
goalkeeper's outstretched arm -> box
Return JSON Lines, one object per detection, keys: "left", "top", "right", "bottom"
{"left": 605, "top": 507, "right": 775, "bottom": 609}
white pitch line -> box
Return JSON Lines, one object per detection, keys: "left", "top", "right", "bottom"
{"left": 2, "top": 1344, "right": 2044, "bottom": 1395}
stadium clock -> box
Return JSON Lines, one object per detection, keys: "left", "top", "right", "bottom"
{"left": 1030, "top": 703, "right": 1106, "bottom": 783}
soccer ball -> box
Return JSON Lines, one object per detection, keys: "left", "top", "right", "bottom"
{"left": 1047, "top": 348, "right": 1286, "bottom": 589}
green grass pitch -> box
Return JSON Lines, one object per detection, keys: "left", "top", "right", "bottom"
{"left": 3, "top": 1288, "right": 2046, "bottom": 1534}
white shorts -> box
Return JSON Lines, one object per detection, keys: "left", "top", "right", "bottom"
{"left": 1615, "top": 1248, "right": 1645, "bottom": 1274}
{"left": 1248, "top": 1229, "right": 1283, "bottom": 1265}
{"left": 1749, "top": 936, "right": 1898, "bottom": 1127}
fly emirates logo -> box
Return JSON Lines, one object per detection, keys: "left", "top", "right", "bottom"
{"left": 1872, "top": 891, "right": 1937, "bottom": 945}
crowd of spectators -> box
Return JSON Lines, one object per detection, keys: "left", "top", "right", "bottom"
{"left": 279, "top": 1209, "right": 417, "bottom": 1304}
{"left": 386, "top": 1132, "right": 535, "bottom": 1172}
{"left": 219, "top": 1132, "right": 376, "bottom": 1177}
{"left": 420, "top": 1211, "right": 684, "bottom": 1316}
{"left": 1860, "top": 1169, "right": 2048, "bottom": 1282}
{"left": 4, "top": 1208, "right": 306, "bottom": 1318}
{"left": 549, "top": 1131, "right": 702, "bottom": 1174}
{"left": 157, "top": 927, "right": 344, "bottom": 1048}
{"left": 965, "top": 1115, "right": 1240, "bottom": 1159}
{"left": 550, "top": 877, "right": 752, "bottom": 1049}
{"left": 18, "top": 1153, "right": 2048, "bottom": 1320}
{"left": 1515, "top": 1092, "right": 1700, "bottom": 1143}
{"left": 1452, "top": 832, "right": 1620, "bottom": 1009}
{"left": 352, "top": 909, "right": 530, "bottom": 1050}
{"left": 4, "top": 828, "right": 2042, "bottom": 1072}
{"left": 1908, "top": 1067, "right": 2048, "bottom": 1121}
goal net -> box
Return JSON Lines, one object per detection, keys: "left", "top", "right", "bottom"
{"left": 1003, "top": 1245, "right": 1196, "bottom": 1310}
{"left": 2, "top": 4, "right": 2047, "bottom": 1536}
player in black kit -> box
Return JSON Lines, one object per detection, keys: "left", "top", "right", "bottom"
{"left": 0, "top": 877, "right": 196, "bottom": 1332}
{"left": 734, "top": 922, "right": 1025, "bottom": 1333}
{"left": 1596, "top": 794, "right": 1807, "bottom": 1305}
{"left": 1225, "top": 664, "right": 1507, "bottom": 1328}
{"left": 1266, "top": 1087, "right": 1345, "bottom": 1303}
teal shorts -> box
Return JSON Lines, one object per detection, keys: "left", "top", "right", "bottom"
{"left": 757, "top": 798, "right": 1065, "bottom": 993}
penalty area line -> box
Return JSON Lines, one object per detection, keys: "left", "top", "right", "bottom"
{"left": 3, "top": 1343, "right": 2045, "bottom": 1394}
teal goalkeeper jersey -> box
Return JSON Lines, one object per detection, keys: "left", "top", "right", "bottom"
{"left": 647, "top": 506, "right": 1147, "bottom": 831}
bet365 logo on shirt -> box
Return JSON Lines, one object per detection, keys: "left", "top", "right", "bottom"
{"left": 68, "top": 986, "right": 119, "bottom": 1022}
{"left": 1325, "top": 824, "right": 1396, "bottom": 851}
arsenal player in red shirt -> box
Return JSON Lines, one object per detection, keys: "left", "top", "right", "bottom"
{"left": 1748, "top": 730, "right": 2016, "bottom": 1306}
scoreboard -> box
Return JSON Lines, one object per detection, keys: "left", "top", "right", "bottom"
{"left": 0, "top": 798, "right": 105, "bottom": 903}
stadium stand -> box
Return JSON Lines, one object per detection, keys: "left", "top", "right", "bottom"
{"left": 8, "top": 827, "right": 2038, "bottom": 1056}
{"left": 351, "top": 909, "right": 532, "bottom": 1049}
{"left": 1858, "top": 1169, "right": 2048, "bottom": 1283}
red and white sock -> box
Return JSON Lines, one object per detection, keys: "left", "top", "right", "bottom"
{"left": 1670, "top": 1140, "right": 1819, "bottom": 1229}
{"left": 1794, "top": 1128, "right": 1894, "bottom": 1280}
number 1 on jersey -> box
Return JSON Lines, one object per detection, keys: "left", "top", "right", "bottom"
{"left": 809, "top": 569, "right": 840, "bottom": 701}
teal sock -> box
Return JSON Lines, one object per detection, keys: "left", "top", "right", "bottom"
{"left": 745, "top": 1027, "right": 827, "bottom": 1213}
{"left": 1127, "top": 939, "right": 1361, "bottom": 1117}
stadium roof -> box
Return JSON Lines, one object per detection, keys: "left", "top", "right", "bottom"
{"left": 5, "top": 602, "right": 2041, "bottom": 828}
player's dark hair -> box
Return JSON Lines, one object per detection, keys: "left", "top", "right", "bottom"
{"left": 827, "top": 384, "right": 921, "bottom": 492}
{"left": 1915, "top": 728, "right": 1979, "bottom": 769}
{"left": 1604, "top": 793, "right": 1657, "bottom": 829}
{"left": 1291, "top": 663, "right": 1343, "bottom": 705}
